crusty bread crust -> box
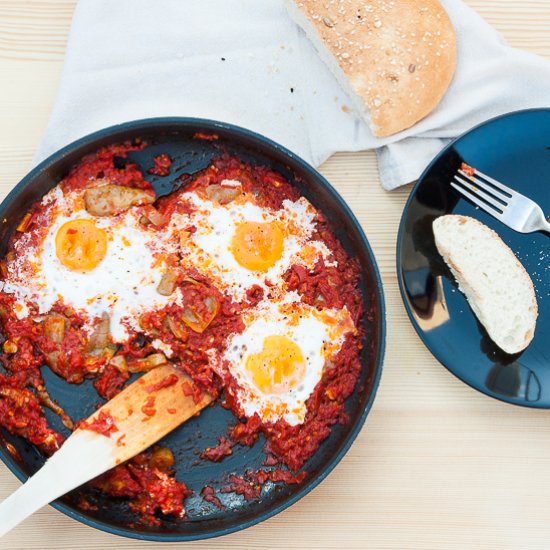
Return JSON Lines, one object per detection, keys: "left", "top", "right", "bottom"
{"left": 433, "top": 215, "right": 538, "bottom": 354}
{"left": 287, "top": 0, "right": 457, "bottom": 137}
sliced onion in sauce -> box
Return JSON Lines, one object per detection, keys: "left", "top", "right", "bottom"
{"left": 157, "top": 269, "right": 179, "bottom": 296}
{"left": 109, "top": 354, "right": 128, "bottom": 373}
{"left": 127, "top": 353, "right": 168, "bottom": 373}
{"left": 87, "top": 313, "right": 110, "bottom": 351}
{"left": 204, "top": 184, "right": 240, "bottom": 205}
{"left": 43, "top": 315, "right": 66, "bottom": 344}
{"left": 180, "top": 294, "right": 219, "bottom": 334}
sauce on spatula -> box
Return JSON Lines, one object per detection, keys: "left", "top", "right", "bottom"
{"left": 0, "top": 364, "right": 212, "bottom": 537}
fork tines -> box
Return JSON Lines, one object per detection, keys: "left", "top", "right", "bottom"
{"left": 451, "top": 167, "right": 515, "bottom": 215}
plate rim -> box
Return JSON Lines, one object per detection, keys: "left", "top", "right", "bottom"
{"left": 396, "top": 107, "right": 550, "bottom": 409}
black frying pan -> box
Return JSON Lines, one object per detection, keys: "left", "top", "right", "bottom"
{"left": 0, "top": 118, "right": 385, "bottom": 541}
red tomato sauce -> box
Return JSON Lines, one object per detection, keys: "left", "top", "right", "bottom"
{"left": 0, "top": 375, "right": 63, "bottom": 455}
{"left": 201, "top": 485, "right": 224, "bottom": 510}
{"left": 144, "top": 373, "right": 178, "bottom": 394}
{"left": 201, "top": 436, "right": 234, "bottom": 462}
{"left": 94, "top": 365, "right": 130, "bottom": 400}
{"left": 78, "top": 410, "right": 118, "bottom": 438}
{"left": 0, "top": 139, "right": 366, "bottom": 524}
{"left": 147, "top": 154, "right": 172, "bottom": 177}
{"left": 141, "top": 396, "right": 156, "bottom": 418}
{"left": 221, "top": 468, "right": 307, "bottom": 501}
{"left": 461, "top": 162, "right": 476, "bottom": 177}
{"left": 90, "top": 446, "right": 190, "bottom": 526}
{"left": 62, "top": 141, "right": 151, "bottom": 192}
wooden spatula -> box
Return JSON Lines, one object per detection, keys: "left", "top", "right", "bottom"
{"left": 0, "top": 364, "right": 212, "bottom": 537}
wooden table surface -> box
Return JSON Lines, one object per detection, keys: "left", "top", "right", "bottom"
{"left": 0, "top": 1, "right": 549, "bottom": 548}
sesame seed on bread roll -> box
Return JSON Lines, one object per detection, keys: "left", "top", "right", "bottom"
{"left": 284, "top": 0, "right": 457, "bottom": 137}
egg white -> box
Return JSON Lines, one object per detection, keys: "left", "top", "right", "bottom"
{"left": 221, "top": 296, "right": 355, "bottom": 426}
{"left": 3, "top": 190, "right": 179, "bottom": 342}
{"left": 172, "top": 189, "right": 335, "bottom": 301}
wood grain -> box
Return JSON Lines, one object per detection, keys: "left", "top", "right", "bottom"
{"left": 0, "top": 1, "right": 549, "bottom": 549}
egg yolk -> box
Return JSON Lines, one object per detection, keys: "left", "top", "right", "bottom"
{"left": 55, "top": 219, "right": 107, "bottom": 271}
{"left": 231, "top": 221, "right": 283, "bottom": 272}
{"left": 246, "top": 335, "right": 306, "bottom": 395}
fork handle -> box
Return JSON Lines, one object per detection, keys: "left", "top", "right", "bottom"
{"left": 541, "top": 218, "right": 550, "bottom": 234}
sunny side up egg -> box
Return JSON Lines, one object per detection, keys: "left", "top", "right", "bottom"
{"left": 171, "top": 181, "right": 335, "bottom": 301}
{"left": 164, "top": 181, "right": 357, "bottom": 426}
{"left": 220, "top": 295, "right": 357, "bottom": 426}
{"left": 2, "top": 172, "right": 357, "bottom": 429}
{"left": 2, "top": 186, "right": 178, "bottom": 342}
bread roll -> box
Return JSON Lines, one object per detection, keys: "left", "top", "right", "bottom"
{"left": 433, "top": 215, "right": 538, "bottom": 355}
{"left": 285, "top": 0, "right": 457, "bottom": 137}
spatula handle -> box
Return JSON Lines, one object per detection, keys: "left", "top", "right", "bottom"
{"left": 0, "top": 431, "right": 115, "bottom": 537}
{"left": 0, "top": 365, "right": 212, "bottom": 537}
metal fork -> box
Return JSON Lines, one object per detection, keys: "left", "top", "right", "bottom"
{"left": 451, "top": 165, "right": 550, "bottom": 234}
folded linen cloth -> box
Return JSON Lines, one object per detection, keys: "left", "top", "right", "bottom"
{"left": 35, "top": 0, "right": 550, "bottom": 190}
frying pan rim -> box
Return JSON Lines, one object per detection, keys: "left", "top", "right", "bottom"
{"left": 0, "top": 117, "right": 386, "bottom": 541}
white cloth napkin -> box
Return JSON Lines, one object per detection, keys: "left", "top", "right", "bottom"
{"left": 35, "top": 0, "right": 550, "bottom": 190}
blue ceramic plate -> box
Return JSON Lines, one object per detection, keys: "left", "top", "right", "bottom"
{"left": 398, "top": 109, "right": 549, "bottom": 407}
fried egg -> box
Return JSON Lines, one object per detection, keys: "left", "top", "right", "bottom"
{"left": 172, "top": 186, "right": 334, "bottom": 301}
{"left": 2, "top": 187, "right": 176, "bottom": 342}
{"left": 221, "top": 296, "right": 356, "bottom": 426}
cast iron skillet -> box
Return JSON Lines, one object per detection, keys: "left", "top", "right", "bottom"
{"left": 0, "top": 118, "right": 385, "bottom": 541}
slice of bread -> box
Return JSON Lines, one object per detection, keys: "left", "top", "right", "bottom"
{"left": 433, "top": 215, "right": 538, "bottom": 354}
{"left": 284, "top": 0, "right": 457, "bottom": 137}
